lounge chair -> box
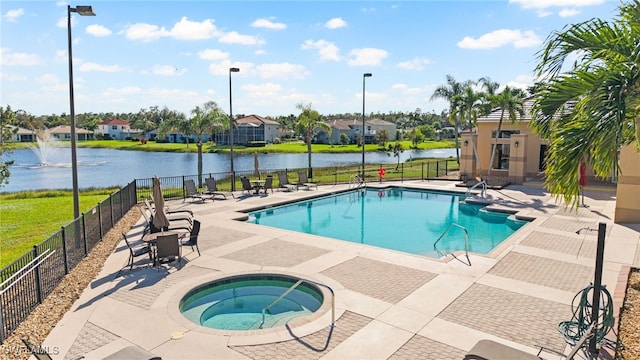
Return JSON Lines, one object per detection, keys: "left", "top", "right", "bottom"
{"left": 102, "top": 345, "right": 162, "bottom": 360}
{"left": 180, "top": 219, "right": 201, "bottom": 256}
{"left": 146, "top": 197, "right": 193, "bottom": 217}
{"left": 261, "top": 175, "right": 274, "bottom": 194}
{"left": 464, "top": 323, "right": 596, "bottom": 360}
{"left": 155, "top": 233, "right": 182, "bottom": 269}
{"left": 144, "top": 199, "right": 192, "bottom": 225}
{"left": 117, "top": 232, "right": 151, "bottom": 276}
{"left": 204, "top": 177, "right": 227, "bottom": 199}
{"left": 296, "top": 170, "right": 318, "bottom": 190}
{"left": 140, "top": 207, "right": 192, "bottom": 235}
{"left": 277, "top": 171, "right": 296, "bottom": 192}
{"left": 184, "top": 179, "right": 208, "bottom": 202}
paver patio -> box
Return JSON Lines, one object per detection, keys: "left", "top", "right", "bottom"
{"left": 36, "top": 180, "right": 639, "bottom": 360}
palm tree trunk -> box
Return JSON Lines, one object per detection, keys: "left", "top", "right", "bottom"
{"left": 197, "top": 142, "right": 203, "bottom": 187}
{"left": 487, "top": 110, "right": 505, "bottom": 177}
{"left": 453, "top": 119, "right": 460, "bottom": 165}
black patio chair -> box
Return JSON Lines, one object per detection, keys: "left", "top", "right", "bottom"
{"left": 180, "top": 219, "right": 201, "bottom": 256}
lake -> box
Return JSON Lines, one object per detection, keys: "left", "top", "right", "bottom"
{"left": 1, "top": 146, "right": 457, "bottom": 192}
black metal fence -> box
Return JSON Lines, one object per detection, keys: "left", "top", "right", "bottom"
{"left": 0, "top": 181, "right": 137, "bottom": 343}
{"left": 0, "top": 158, "right": 456, "bottom": 344}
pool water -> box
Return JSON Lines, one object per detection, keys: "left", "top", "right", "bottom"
{"left": 180, "top": 275, "right": 323, "bottom": 330}
{"left": 248, "top": 188, "right": 528, "bottom": 258}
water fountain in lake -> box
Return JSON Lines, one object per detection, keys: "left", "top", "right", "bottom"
{"left": 27, "top": 134, "right": 65, "bottom": 167}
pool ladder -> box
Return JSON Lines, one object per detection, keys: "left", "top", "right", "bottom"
{"left": 433, "top": 223, "right": 471, "bottom": 266}
{"left": 349, "top": 174, "right": 365, "bottom": 189}
{"left": 465, "top": 180, "right": 487, "bottom": 199}
{"left": 258, "top": 278, "right": 336, "bottom": 329}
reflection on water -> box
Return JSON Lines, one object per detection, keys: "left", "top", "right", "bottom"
{"left": 2, "top": 147, "right": 456, "bottom": 192}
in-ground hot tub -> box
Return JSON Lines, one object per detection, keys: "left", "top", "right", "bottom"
{"left": 179, "top": 273, "right": 325, "bottom": 331}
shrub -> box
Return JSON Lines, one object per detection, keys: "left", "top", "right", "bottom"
{"left": 272, "top": 137, "right": 281, "bottom": 144}
{"left": 247, "top": 141, "right": 266, "bottom": 147}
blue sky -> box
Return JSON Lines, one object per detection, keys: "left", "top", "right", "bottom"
{"left": 1, "top": 0, "right": 618, "bottom": 118}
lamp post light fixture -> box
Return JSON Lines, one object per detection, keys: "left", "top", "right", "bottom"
{"left": 361, "top": 73, "right": 372, "bottom": 180}
{"left": 68, "top": 4, "right": 95, "bottom": 220}
{"left": 228, "top": 67, "right": 240, "bottom": 191}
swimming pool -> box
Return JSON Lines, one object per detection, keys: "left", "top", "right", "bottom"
{"left": 179, "top": 274, "right": 324, "bottom": 331}
{"left": 247, "top": 187, "right": 528, "bottom": 258}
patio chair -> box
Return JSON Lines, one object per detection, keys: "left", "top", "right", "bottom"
{"left": 155, "top": 233, "right": 182, "bottom": 269}
{"left": 277, "top": 171, "right": 296, "bottom": 192}
{"left": 261, "top": 175, "right": 274, "bottom": 194}
{"left": 140, "top": 208, "right": 192, "bottom": 235}
{"left": 180, "top": 219, "right": 201, "bottom": 256}
{"left": 296, "top": 170, "right": 318, "bottom": 190}
{"left": 184, "top": 179, "right": 207, "bottom": 202}
{"left": 240, "top": 176, "right": 256, "bottom": 195}
{"left": 204, "top": 177, "right": 227, "bottom": 199}
{"left": 117, "top": 232, "right": 151, "bottom": 276}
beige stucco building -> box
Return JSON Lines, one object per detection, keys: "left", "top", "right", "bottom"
{"left": 459, "top": 99, "right": 640, "bottom": 224}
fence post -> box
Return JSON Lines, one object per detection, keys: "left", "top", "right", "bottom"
{"left": 32, "top": 246, "right": 43, "bottom": 304}
{"left": 82, "top": 214, "right": 88, "bottom": 256}
{"left": 445, "top": 159, "right": 448, "bottom": 176}
{"left": 97, "top": 203, "right": 103, "bottom": 240}
{"left": 61, "top": 227, "right": 69, "bottom": 275}
{"left": 436, "top": 161, "right": 440, "bottom": 177}
{"left": 109, "top": 194, "right": 114, "bottom": 229}
{"left": 401, "top": 163, "right": 404, "bottom": 183}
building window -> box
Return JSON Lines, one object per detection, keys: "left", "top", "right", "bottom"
{"left": 491, "top": 144, "right": 511, "bottom": 170}
{"left": 112, "top": 125, "right": 118, "bottom": 130}
{"left": 491, "top": 129, "right": 520, "bottom": 139}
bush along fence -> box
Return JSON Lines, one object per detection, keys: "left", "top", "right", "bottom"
{"left": 0, "top": 158, "right": 457, "bottom": 344}
{"left": 0, "top": 181, "right": 137, "bottom": 344}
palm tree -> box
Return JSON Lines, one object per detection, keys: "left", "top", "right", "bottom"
{"left": 431, "top": 75, "right": 467, "bottom": 164}
{"left": 487, "top": 86, "right": 526, "bottom": 177}
{"left": 160, "top": 101, "right": 226, "bottom": 186}
{"left": 532, "top": 0, "right": 640, "bottom": 206}
{"left": 295, "top": 103, "right": 331, "bottom": 178}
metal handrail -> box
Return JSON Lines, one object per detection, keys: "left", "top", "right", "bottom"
{"left": 466, "top": 180, "right": 487, "bottom": 198}
{"left": 0, "top": 249, "right": 54, "bottom": 294}
{"left": 433, "top": 223, "right": 471, "bottom": 266}
{"left": 259, "top": 278, "right": 336, "bottom": 329}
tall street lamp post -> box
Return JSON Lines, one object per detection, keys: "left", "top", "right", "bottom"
{"left": 361, "top": 73, "right": 372, "bottom": 180}
{"left": 229, "top": 67, "right": 240, "bottom": 191}
{"left": 68, "top": 5, "right": 95, "bottom": 220}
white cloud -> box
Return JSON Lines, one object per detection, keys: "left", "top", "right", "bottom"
{"left": 325, "top": 17, "right": 347, "bottom": 29}
{"left": 4, "top": 8, "right": 24, "bottom": 22}
{"left": 301, "top": 39, "right": 340, "bottom": 61}
{"left": 256, "top": 63, "right": 309, "bottom": 80}
{"left": 505, "top": 74, "right": 535, "bottom": 91}
{"left": 123, "top": 23, "right": 167, "bottom": 42}
{"left": 0, "top": 72, "right": 28, "bottom": 82}
{"left": 198, "top": 49, "right": 229, "bottom": 61}
{"left": 0, "top": 48, "right": 40, "bottom": 66}
{"left": 79, "top": 62, "right": 128, "bottom": 72}
{"left": 36, "top": 74, "right": 60, "bottom": 85}
{"left": 396, "top": 57, "right": 431, "bottom": 70}
{"left": 347, "top": 48, "right": 388, "bottom": 67}
{"left": 391, "top": 83, "right": 423, "bottom": 95}
{"left": 558, "top": 8, "right": 580, "bottom": 17}
{"left": 86, "top": 24, "right": 111, "bottom": 37}
{"left": 208, "top": 61, "right": 255, "bottom": 76}
{"left": 170, "top": 17, "right": 219, "bottom": 40}
{"left": 509, "top": 0, "right": 604, "bottom": 9}
{"left": 219, "top": 31, "right": 265, "bottom": 45}
{"left": 153, "top": 65, "right": 187, "bottom": 76}
{"left": 251, "top": 18, "right": 286, "bottom": 30}
{"left": 457, "top": 29, "right": 541, "bottom": 49}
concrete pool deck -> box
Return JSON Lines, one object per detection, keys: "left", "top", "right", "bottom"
{"left": 42, "top": 180, "right": 639, "bottom": 360}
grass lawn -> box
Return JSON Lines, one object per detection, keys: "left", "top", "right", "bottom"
{"left": 8, "top": 139, "right": 456, "bottom": 155}
{"left": 0, "top": 189, "right": 119, "bottom": 269}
